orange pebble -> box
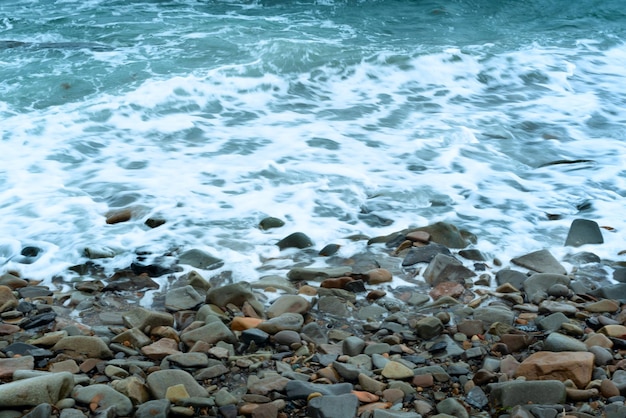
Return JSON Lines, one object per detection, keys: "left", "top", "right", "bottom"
{"left": 230, "top": 316, "right": 264, "bottom": 331}
{"left": 357, "top": 402, "right": 392, "bottom": 414}
{"left": 352, "top": 390, "right": 380, "bottom": 403}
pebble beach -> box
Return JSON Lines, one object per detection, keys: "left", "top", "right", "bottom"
{"left": 1, "top": 217, "right": 625, "bottom": 418}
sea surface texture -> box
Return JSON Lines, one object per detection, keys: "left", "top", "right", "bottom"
{"left": 1, "top": 0, "right": 625, "bottom": 284}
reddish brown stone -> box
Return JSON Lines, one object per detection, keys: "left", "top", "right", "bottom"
{"left": 429, "top": 281, "right": 464, "bottom": 301}
{"left": 0, "top": 356, "right": 34, "bottom": 379}
{"left": 106, "top": 208, "right": 132, "bottom": 224}
{"left": 516, "top": 351, "right": 594, "bottom": 388}
{"left": 406, "top": 230, "right": 431, "bottom": 243}
{"left": 320, "top": 277, "right": 353, "bottom": 289}
{"left": 412, "top": 374, "right": 434, "bottom": 388}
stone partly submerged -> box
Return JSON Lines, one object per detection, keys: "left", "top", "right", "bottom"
{"left": 0, "top": 219, "right": 623, "bottom": 417}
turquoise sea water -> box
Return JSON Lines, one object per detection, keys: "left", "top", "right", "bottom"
{"left": 0, "top": 0, "right": 625, "bottom": 283}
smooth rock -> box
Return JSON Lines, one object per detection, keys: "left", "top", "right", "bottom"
{"left": 257, "top": 313, "right": 304, "bottom": 334}
{"left": 0, "top": 285, "right": 18, "bottom": 312}
{"left": 436, "top": 398, "right": 469, "bottom": 418}
{"left": 181, "top": 321, "right": 237, "bottom": 347}
{"left": 206, "top": 282, "right": 256, "bottom": 308}
{"left": 381, "top": 361, "right": 414, "bottom": 380}
{"left": 543, "top": 332, "right": 588, "bottom": 352}
{"left": 414, "top": 316, "right": 444, "bottom": 340}
{"left": 165, "top": 285, "right": 204, "bottom": 311}
{"left": 284, "top": 380, "right": 353, "bottom": 400}
{"left": 276, "top": 232, "right": 314, "bottom": 250}
{"left": 147, "top": 369, "right": 208, "bottom": 399}
{"left": 134, "top": 399, "right": 171, "bottom": 418}
{"left": 565, "top": 219, "right": 604, "bottom": 247}
{"left": 0, "top": 372, "right": 74, "bottom": 407}
{"left": 52, "top": 336, "right": 113, "bottom": 359}
{"left": 0, "top": 356, "right": 34, "bottom": 379}
{"left": 342, "top": 336, "right": 365, "bottom": 356}
{"left": 72, "top": 384, "right": 133, "bottom": 415}
{"left": 308, "top": 393, "right": 358, "bottom": 418}
{"left": 488, "top": 380, "right": 566, "bottom": 408}
{"left": 178, "top": 248, "right": 223, "bottom": 270}
{"left": 516, "top": 351, "right": 594, "bottom": 388}
{"left": 123, "top": 307, "right": 174, "bottom": 331}
{"left": 423, "top": 254, "right": 475, "bottom": 286}
{"left": 266, "top": 295, "right": 310, "bottom": 318}
{"left": 523, "top": 273, "right": 570, "bottom": 304}
{"left": 511, "top": 249, "right": 567, "bottom": 274}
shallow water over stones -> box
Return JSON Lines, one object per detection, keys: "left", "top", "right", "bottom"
{"left": 0, "top": 220, "right": 625, "bottom": 417}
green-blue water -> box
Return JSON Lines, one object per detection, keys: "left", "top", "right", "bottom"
{"left": 0, "top": 0, "right": 625, "bottom": 282}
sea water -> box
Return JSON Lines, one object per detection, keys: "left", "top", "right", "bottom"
{"left": 0, "top": 0, "right": 625, "bottom": 287}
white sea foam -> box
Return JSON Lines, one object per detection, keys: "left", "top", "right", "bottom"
{"left": 0, "top": 0, "right": 625, "bottom": 290}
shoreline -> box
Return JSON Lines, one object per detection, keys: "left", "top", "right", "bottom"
{"left": 0, "top": 219, "right": 625, "bottom": 417}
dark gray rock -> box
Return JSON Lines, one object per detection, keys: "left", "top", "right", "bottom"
{"left": 436, "top": 398, "right": 469, "bottom": 418}
{"left": 181, "top": 321, "right": 236, "bottom": 347}
{"left": 164, "top": 285, "right": 203, "bottom": 311}
{"left": 22, "top": 403, "right": 52, "bottom": 418}
{"left": 371, "top": 410, "right": 422, "bottom": 418}
{"left": 511, "top": 249, "right": 566, "bottom": 275}
{"left": 537, "top": 312, "right": 569, "bottom": 332}
{"left": 134, "top": 399, "right": 171, "bottom": 418}
{"left": 146, "top": 369, "right": 208, "bottom": 399}
{"left": 495, "top": 269, "right": 527, "bottom": 290}
{"left": 465, "top": 386, "right": 488, "bottom": 409}
{"left": 409, "top": 222, "right": 473, "bottom": 248}
{"left": 287, "top": 266, "right": 352, "bottom": 282}
{"left": 565, "top": 219, "right": 604, "bottom": 247}
{"left": 72, "top": 384, "right": 133, "bottom": 416}
{"left": 276, "top": 232, "right": 314, "bottom": 250}
{"left": 285, "top": 380, "right": 353, "bottom": 400}
{"left": 206, "top": 282, "right": 256, "bottom": 308}
{"left": 308, "top": 393, "right": 358, "bottom": 418}
{"left": 178, "top": 248, "right": 223, "bottom": 270}
{"left": 423, "top": 253, "right": 475, "bottom": 286}
{"left": 402, "top": 243, "right": 451, "bottom": 266}
{"left": 589, "top": 283, "right": 626, "bottom": 303}
{"left": 488, "top": 380, "right": 566, "bottom": 408}
{"left": 524, "top": 273, "right": 570, "bottom": 304}
{"left": 342, "top": 336, "right": 365, "bottom": 356}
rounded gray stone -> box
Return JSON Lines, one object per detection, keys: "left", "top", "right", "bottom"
{"left": 0, "top": 372, "right": 74, "bottom": 407}
{"left": 72, "top": 384, "right": 133, "bottom": 415}
{"left": 147, "top": 369, "right": 208, "bottom": 399}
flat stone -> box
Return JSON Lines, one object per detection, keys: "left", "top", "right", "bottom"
{"left": 0, "top": 372, "right": 74, "bottom": 407}
{"left": 366, "top": 268, "right": 393, "bottom": 284}
{"left": 543, "top": 332, "right": 588, "bottom": 352}
{"left": 495, "top": 269, "right": 527, "bottom": 290}
{"left": 511, "top": 249, "right": 566, "bottom": 275}
{"left": 266, "top": 295, "right": 310, "bottom": 318}
{"left": 371, "top": 411, "right": 421, "bottom": 418}
{"left": 165, "top": 285, "right": 204, "bottom": 311}
{"left": 165, "top": 352, "right": 209, "bottom": 368}
{"left": 409, "top": 222, "right": 472, "bottom": 249}
{"left": 342, "top": 336, "right": 365, "bottom": 356}
{"left": 516, "top": 351, "right": 594, "bottom": 388}
{"left": 206, "top": 282, "right": 256, "bottom": 308}
{"left": 585, "top": 299, "right": 620, "bottom": 313}
{"left": 0, "top": 285, "right": 18, "bottom": 312}
{"left": 536, "top": 312, "right": 568, "bottom": 332}
{"left": 523, "top": 273, "right": 570, "bottom": 304}
{"left": 110, "top": 375, "right": 151, "bottom": 405}
{"left": 111, "top": 327, "right": 152, "bottom": 348}
{"left": 284, "top": 380, "right": 353, "bottom": 400}
{"left": 141, "top": 337, "right": 182, "bottom": 360}
{"left": 488, "top": 380, "right": 566, "bottom": 408}
{"left": 247, "top": 374, "right": 290, "bottom": 395}
{"left": 381, "top": 361, "right": 414, "bottom": 380}
{"left": 257, "top": 313, "right": 304, "bottom": 334}
{"left": 473, "top": 306, "right": 514, "bottom": 326}
{"left": 52, "top": 336, "right": 113, "bottom": 359}
{"left": 308, "top": 393, "right": 358, "bottom": 418}
{"left": 287, "top": 267, "right": 352, "bottom": 282}
{"left": 181, "top": 321, "right": 237, "bottom": 347}
{"left": 429, "top": 281, "right": 464, "bottom": 301}
{"left": 414, "top": 316, "right": 444, "bottom": 340}
{"left": 135, "top": 399, "right": 171, "bottom": 418}
{"left": 317, "top": 296, "right": 350, "bottom": 317}
{"left": 0, "top": 356, "right": 34, "bottom": 379}
{"left": 123, "top": 307, "right": 174, "bottom": 331}
{"left": 358, "top": 372, "right": 387, "bottom": 393}
{"left": 423, "top": 254, "right": 475, "bottom": 286}
{"left": 402, "top": 243, "right": 451, "bottom": 266}
{"left": 598, "top": 324, "right": 626, "bottom": 338}
{"left": 147, "top": 369, "right": 208, "bottom": 399}
{"left": 565, "top": 219, "right": 604, "bottom": 247}
{"left": 178, "top": 248, "right": 223, "bottom": 270}
{"left": 72, "top": 384, "right": 133, "bottom": 415}
{"left": 436, "top": 398, "right": 469, "bottom": 418}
